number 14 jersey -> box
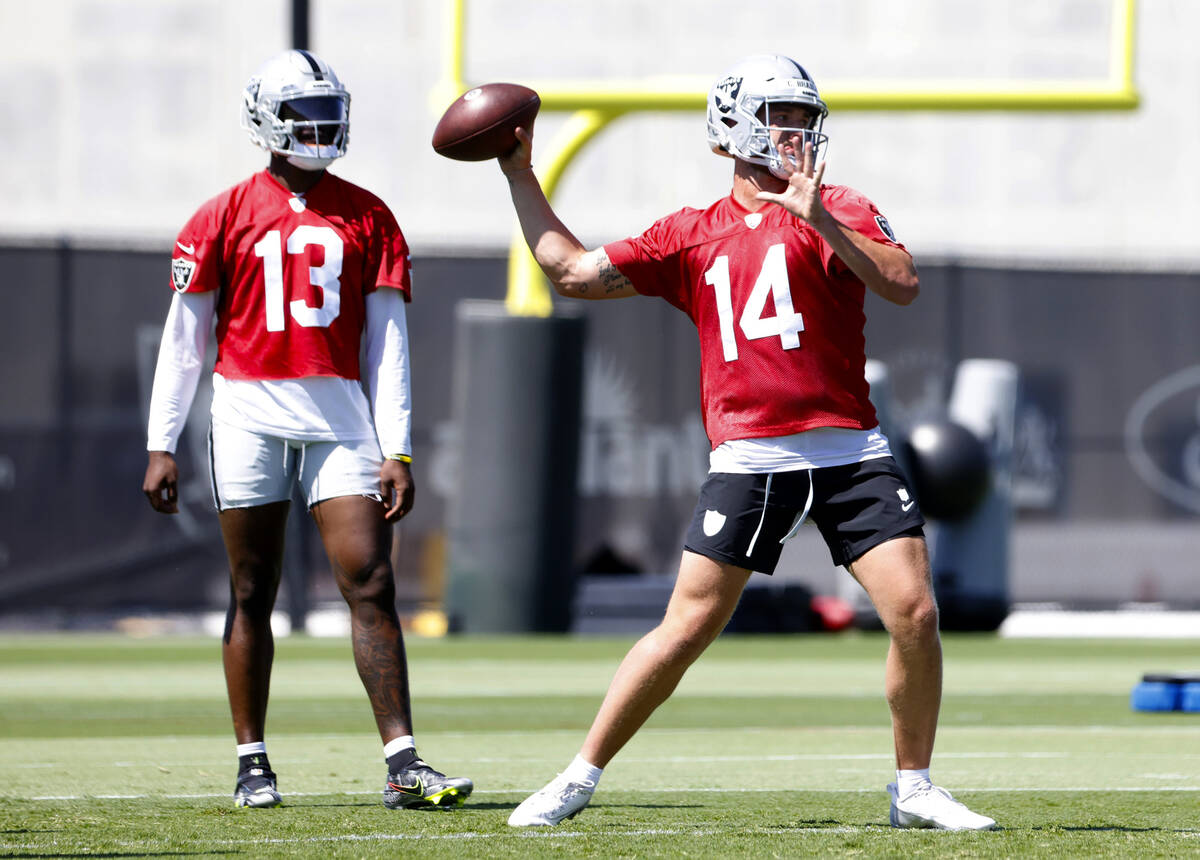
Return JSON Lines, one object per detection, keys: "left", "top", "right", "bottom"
{"left": 169, "top": 169, "right": 412, "bottom": 382}
{"left": 605, "top": 186, "right": 906, "bottom": 449}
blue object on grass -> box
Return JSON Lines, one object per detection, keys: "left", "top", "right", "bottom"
{"left": 1179, "top": 683, "right": 1200, "bottom": 712}
{"left": 1130, "top": 681, "right": 1181, "bottom": 711}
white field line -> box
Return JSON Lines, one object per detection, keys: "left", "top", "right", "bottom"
{"left": 0, "top": 827, "right": 839, "bottom": 854}
{"left": 0, "top": 828, "right": 844, "bottom": 856}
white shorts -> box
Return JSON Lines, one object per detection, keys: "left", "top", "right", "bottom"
{"left": 208, "top": 421, "right": 384, "bottom": 511}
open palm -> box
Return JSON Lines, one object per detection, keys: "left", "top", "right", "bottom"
{"left": 755, "top": 137, "right": 827, "bottom": 225}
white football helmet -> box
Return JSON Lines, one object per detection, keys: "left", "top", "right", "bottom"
{"left": 706, "top": 54, "right": 828, "bottom": 178}
{"left": 241, "top": 50, "right": 350, "bottom": 171}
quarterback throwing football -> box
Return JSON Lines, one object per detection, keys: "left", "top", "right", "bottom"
{"left": 499, "top": 55, "right": 995, "bottom": 832}
{"left": 142, "top": 50, "right": 471, "bottom": 811}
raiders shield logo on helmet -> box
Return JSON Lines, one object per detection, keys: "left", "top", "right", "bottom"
{"left": 171, "top": 257, "right": 197, "bottom": 293}
{"left": 712, "top": 75, "right": 742, "bottom": 114}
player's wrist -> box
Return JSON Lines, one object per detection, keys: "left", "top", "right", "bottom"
{"left": 806, "top": 207, "right": 838, "bottom": 234}
{"left": 385, "top": 453, "right": 412, "bottom": 464}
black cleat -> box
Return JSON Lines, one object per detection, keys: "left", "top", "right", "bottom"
{"left": 383, "top": 759, "right": 473, "bottom": 809}
{"left": 234, "top": 757, "right": 281, "bottom": 809}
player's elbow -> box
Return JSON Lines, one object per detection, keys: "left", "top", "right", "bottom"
{"left": 876, "top": 261, "right": 919, "bottom": 305}
{"left": 550, "top": 276, "right": 577, "bottom": 297}
{"left": 549, "top": 280, "right": 597, "bottom": 299}
{"left": 872, "top": 249, "right": 920, "bottom": 305}
{"left": 548, "top": 255, "right": 594, "bottom": 299}
{"left": 890, "top": 272, "right": 920, "bottom": 306}
{"left": 549, "top": 275, "right": 584, "bottom": 299}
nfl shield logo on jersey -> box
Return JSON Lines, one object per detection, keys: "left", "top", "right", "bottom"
{"left": 171, "top": 257, "right": 197, "bottom": 292}
{"left": 875, "top": 215, "right": 897, "bottom": 242}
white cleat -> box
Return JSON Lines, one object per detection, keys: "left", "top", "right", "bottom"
{"left": 888, "top": 782, "right": 997, "bottom": 831}
{"left": 234, "top": 776, "right": 281, "bottom": 809}
{"left": 507, "top": 774, "right": 596, "bottom": 826}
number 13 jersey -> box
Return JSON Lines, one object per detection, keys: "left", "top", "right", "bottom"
{"left": 170, "top": 168, "right": 412, "bottom": 382}
{"left": 604, "top": 186, "right": 906, "bottom": 449}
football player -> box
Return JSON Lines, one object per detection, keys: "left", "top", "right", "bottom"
{"left": 498, "top": 54, "right": 995, "bottom": 831}
{"left": 142, "top": 50, "right": 472, "bottom": 811}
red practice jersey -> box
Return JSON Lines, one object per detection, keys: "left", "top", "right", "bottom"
{"left": 169, "top": 169, "right": 412, "bottom": 381}
{"left": 605, "top": 186, "right": 906, "bottom": 448}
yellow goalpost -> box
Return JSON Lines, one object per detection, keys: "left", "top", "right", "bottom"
{"left": 435, "top": 0, "right": 1139, "bottom": 317}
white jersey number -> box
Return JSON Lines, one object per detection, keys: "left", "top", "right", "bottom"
{"left": 705, "top": 243, "right": 804, "bottom": 362}
{"left": 254, "top": 226, "right": 344, "bottom": 332}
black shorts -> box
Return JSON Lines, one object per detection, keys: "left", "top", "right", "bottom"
{"left": 683, "top": 456, "right": 925, "bottom": 574}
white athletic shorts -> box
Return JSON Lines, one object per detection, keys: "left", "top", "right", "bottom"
{"left": 208, "top": 420, "right": 384, "bottom": 511}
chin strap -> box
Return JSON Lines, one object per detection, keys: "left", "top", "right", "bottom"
{"left": 286, "top": 153, "right": 336, "bottom": 171}
{"left": 285, "top": 140, "right": 340, "bottom": 171}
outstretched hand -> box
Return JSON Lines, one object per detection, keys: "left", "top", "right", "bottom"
{"left": 755, "top": 137, "right": 828, "bottom": 227}
{"left": 498, "top": 127, "right": 534, "bottom": 177}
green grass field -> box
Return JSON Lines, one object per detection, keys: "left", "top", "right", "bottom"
{"left": 2, "top": 632, "right": 1198, "bottom": 858}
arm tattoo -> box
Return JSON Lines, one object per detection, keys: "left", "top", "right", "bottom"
{"left": 596, "top": 249, "right": 632, "bottom": 294}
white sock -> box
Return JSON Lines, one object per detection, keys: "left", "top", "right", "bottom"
{"left": 236, "top": 741, "right": 267, "bottom": 758}
{"left": 562, "top": 754, "right": 603, "bottom": 787}
{"left": 383, "top": 735, "right": 416, "bottom": 759}
{"left": 896, "top": 768, "right": 932, "bottom": 797}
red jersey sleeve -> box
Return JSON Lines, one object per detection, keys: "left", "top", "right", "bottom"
{"left": 817, "top": 185, "right": 908, "bottom": 277}
{"left": 363, "top": 199, "right": 413, "bottom": 301}
{"left": 604, "top": 213, "right": 690, "bottom": 314}
{"left": 170, "top": 190, "right": 230, "bottom": 295}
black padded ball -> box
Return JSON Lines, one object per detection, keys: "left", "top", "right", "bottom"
{"left": 901, "top": 419, "right": 991, "bottom": 521}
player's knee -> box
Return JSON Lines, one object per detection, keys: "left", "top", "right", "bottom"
{"left": 646, "top": 629, "right": 705, "bottom": 669}
{"left": 227, "top": 564, "right": 280, "bottom": 615}
{"left": 892, "top": 592, "right": 940, "bottom": 640}
{"left": 657, "top": 612, "right": 723, "bottom": 662}
{"left": 338, "top": 559, "right": 395, "bottom": 606}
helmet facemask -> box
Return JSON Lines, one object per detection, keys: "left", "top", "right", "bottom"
{"left": 753, "top": 101, "right": 828, "bottom": 179}
{"left": 275, "top": 95, "right": 350, "bottom": 170}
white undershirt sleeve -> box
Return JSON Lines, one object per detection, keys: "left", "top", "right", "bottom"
{"left": 146, "top": 291, "right": 215, "bottom": 453}
{"left": 364, "top": 287, "right": 413, "bottom": 458}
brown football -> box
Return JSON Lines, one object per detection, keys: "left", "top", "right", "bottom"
{"left": 432, "top": 83, "right": 541, "bottom": 161}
